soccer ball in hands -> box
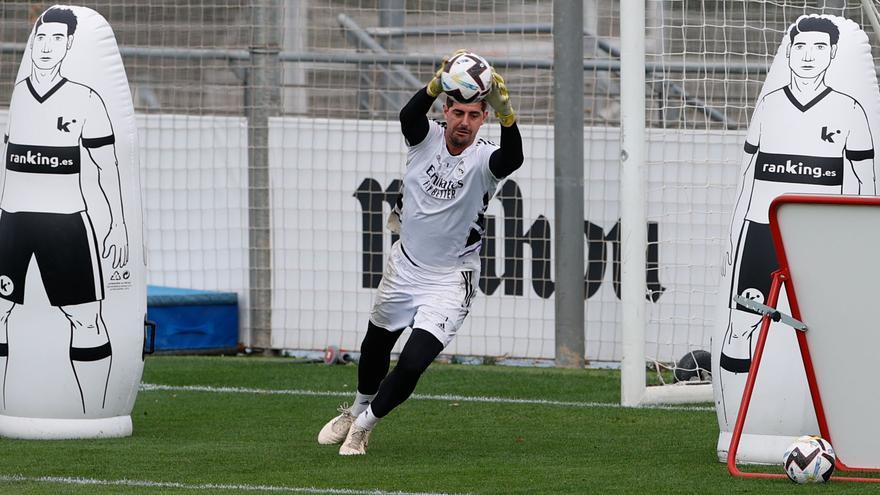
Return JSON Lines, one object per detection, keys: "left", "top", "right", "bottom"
{"left": 783, "top": 435, "right": 836, "bottom": 483}
{"left": 441, "top": 51, "right": 493, "bottom": 104}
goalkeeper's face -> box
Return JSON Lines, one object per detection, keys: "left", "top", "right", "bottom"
{"left": 443, "top": 100, "right": 488, "bottom": 151}
{"left": 788, "top": 31, "right": 836, "bottom": 80}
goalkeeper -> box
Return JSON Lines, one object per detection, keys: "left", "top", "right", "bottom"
{"left": 317, "top": 50, "right": 524, "bottom": 455}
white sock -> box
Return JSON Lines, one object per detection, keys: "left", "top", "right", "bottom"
{"left": 351, "top": 391, "right": 376, "bottom": 416}
{"left": 354, "top": 405, "right": 380, "bottom": 430}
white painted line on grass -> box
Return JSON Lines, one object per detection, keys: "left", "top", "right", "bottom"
{"left": 0, "top": 474, "right": 472, "bottom": 495}
{"left": 140, "top": 383, "right": 714, "bottom": 412}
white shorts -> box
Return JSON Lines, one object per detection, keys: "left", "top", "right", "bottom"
{"left": 369, "top": 241, "right": 477, "bottom": 347}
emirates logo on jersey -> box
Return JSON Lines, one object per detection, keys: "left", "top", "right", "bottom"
{"left": 421, "top": 163, "right": 464, "bottom": 200}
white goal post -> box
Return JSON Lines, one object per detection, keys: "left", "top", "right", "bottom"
{"left": 619, "top": 0, "right": 648, "bottom": 407}
{"left": 619, "top": 0, "right": 714, "bottom": 406}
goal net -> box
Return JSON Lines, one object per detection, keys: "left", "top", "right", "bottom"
{"left": 623, "top": 0, "right": 880, "bottom": 405}
{"left": 1, "top": 1, "right": 876, "bottom": 403}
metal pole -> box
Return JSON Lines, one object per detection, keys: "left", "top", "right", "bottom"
{"left": 0, "top": 42, "right": 771, "bottom": 75}
{"left": 283, "top": 0, "right": 308, "bottom": 114}
{"left": 247, "top": 0, "right": 281, "bottom": 351}
{"left": 553, "top": 1, "right": 585, "bottom": 369}
{"left": 620, "top": 0, "right": 648, "bottom": 406}
{"left": 337, "top": 14, "right": 443, "bottom": 114}
{"left": 378, "top": 0, "right": 406, "bottom": 112}
{"left": 861, "top": 0, "right": 880, "bottom": 40}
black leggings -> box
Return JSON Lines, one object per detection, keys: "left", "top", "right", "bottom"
{"left": 357, "top": 321, "right": 444, "bottom": 418}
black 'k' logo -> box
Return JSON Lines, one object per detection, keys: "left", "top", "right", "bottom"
{"left": 820, "top": 126, "right": 840, "bottom": 143}
{"left": 57, "top": 116, "right": 74, "bottom": 132}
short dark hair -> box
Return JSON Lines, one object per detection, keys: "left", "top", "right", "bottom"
{"left": 35, "top": 7, "right": 78, "bottom": 36}
{"left": 445, "top": 97, "right": 488, "bottom": 112}
{"left": 789, "top": 17, "right": 839, "bottom": 45}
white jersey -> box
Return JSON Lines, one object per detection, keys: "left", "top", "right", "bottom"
{"left": 2, "top": 77, "right": 114, "bottom": 214}
{"left": 400, "top": 120, "right": 500, "bottom": 272}
{"left": 743, "top": 86, "right": 873, "bottom": 223}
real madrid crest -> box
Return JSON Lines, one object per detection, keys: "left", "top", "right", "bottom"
{"left": 454, "top": 162, "right": 465, "bottom": 180}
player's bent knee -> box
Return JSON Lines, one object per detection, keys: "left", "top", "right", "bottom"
{"left": 395, "top": 328, "right": 443, "bottom": 375}
{"left": 361, "top": 322, "right": 401, "bottom": 353}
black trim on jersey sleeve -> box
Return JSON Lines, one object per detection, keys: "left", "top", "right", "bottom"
{"left": 846, "top": 149, "right": 874, "bottom": 161}
{"left": 82, "top": 134, "right": 115, "bottom": 149}
{"left": 399, "top": 87, "right": 436, "bottom": 147}
{"left": 743, "top": 141, "right": 758, "bottom": 155}
{"left": 488, "top": 122, "right": 524, "bottom": 179}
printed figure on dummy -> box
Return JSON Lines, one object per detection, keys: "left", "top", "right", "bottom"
{"left": 713, "top": 14, "right": 878, "bottom": 463}
{"left": 0, "top": 7, "right": 128, "bottom": 414}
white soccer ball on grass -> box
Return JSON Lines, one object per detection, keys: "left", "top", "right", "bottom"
{"left": 783, "top": 435, "right": 836, "bottom": 483}
{"left": 440, "top": 51, "right": 493, "bottom": 104}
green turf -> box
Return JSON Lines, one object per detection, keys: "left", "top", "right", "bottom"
{"left": 0, "top": 355, "right": 876, "bottom": 494}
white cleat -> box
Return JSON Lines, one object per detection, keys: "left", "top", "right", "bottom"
{"left": 317, "top": 405, "right": 355, "bottom": 445}
{"left": 339, "top": 423, "right": 372, "bottom": 455}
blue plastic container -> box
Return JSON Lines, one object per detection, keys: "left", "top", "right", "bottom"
{"left": 146, "top": 286, "right": 239, "bottom": 353}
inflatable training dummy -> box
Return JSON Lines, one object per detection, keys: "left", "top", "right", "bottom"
{"left": 713, "top": 14, "right": 880, "bottom": 463}
{"left": 0, "top": 5, "right": 146, "bottom": 439}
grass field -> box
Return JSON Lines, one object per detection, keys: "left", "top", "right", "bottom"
{"left": 1, "top": 355, "right": 877, "bottom": 494}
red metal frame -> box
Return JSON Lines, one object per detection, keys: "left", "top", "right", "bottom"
{"left": 727, "top": 194, "right": 880, "bottom": 482}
